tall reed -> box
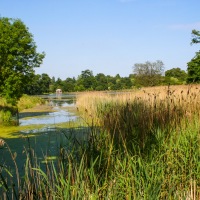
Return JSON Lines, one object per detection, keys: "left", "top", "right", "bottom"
{"left": 76, "top": 85, "right": 200, "bottom": 149}
{"left": 76, "top": 85, "right": 200, "bottom": 198}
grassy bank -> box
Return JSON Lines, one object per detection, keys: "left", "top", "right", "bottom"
{"left": 0, "top": 95, "right": 45, "bottom": 126}
{"left": 0, "top": 85, "right": 200, "bottom": 199}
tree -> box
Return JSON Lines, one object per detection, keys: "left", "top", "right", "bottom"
{"left": 120, "top": 77, "right": 133, "bottom": 89}
{"left": 191, "top": 29, "right": 200, "bottom": 44}
{"left": 187, "top": 52, "right": 200, "bottom": 83}
{"left": 187, "top": 29, "right": 200, "bottom": 83}
{"left": 95, "top": 73, "right": 108, "bottom": 90}
{"left": 133, "top": 60, "right": 164, "bottom": 86}
{"left": 39, "top": 73, "right": 51, "bottom": 93}
{"left": 63, "top": 77, "right": 76, "bottom": 92}
{"left": 0, "top": 17, "right": 45, "bottom": 104}
{"left": 77, "top": 69, "right": 96, "bottom": 90}
{"left": 49, "top": 76, "right": 56, "bottom": 93}
{"left": 24, "top": 74, "right": 41, "bottom": 95}
{"left": 55, "top": 78, "right": 64, "bottom": 91}
{"left": 165, "top": 68, "right": 187, "bottom": 82}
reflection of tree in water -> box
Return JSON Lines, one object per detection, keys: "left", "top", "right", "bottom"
{"left": 50, "top": 99, "right": 76, "bottom": 107}
{"left": 66, "top": 99, "right": 75, "bottom": 105}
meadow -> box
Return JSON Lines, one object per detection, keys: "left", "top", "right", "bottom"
{"left": 0, "top": 85, "right": 200, "bottom": 199}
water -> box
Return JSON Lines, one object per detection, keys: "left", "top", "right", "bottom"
{"left": 19, "top": 103, "right": 77, "bottom": 126}
{"left": 19, "top": 94, "right": 78, "bottom": 126}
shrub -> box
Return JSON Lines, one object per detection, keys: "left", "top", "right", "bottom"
{"left": 0, "top": 110, "right": 12, "bottom": 125}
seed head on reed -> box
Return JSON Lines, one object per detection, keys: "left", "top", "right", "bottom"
{"left": 0, "top": 139, "right": 5, "bottom": 147}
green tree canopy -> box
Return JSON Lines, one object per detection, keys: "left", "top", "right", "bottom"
{"left": 95, "top": 73, "right": 108, "bottom": 90}
{"left": 187, "top": 52, "right": 200, "bottom": 83}
{"left": 77, "top": 69, "right": 96, "bottom": 90}
{"left": 191, "top": 29, "right": 200, "bottom": 44}
{"left": 165, "top": 68, "right": 187, "bottom": 82}
{"left": 187, "top": 29, "right": 200, "bottom": 83}
{"left": 63, "top": 77, "right": 76, "bottom": 92}
{"left": 0, "top": 17, "right": 45, "bottom": 104}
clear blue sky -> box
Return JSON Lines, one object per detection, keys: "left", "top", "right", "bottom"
{"left": 1, "top": 0, "right": 200, "bottom": 79}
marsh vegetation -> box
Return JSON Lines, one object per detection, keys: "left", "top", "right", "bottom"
{"left": 0, "top": 85, "right": 200, "bottom": 199}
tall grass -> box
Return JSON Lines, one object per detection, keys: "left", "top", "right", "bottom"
{"left": 76, "top": 85, "right": 200, "bottom": 198}
{"left": 0, "top": 85, "right": 199, "bottom": 199}
{"left": 0, "top": 98, "right": 17, "bottom": 126}
{"left": 17, "top": 94, "right": 45, "bottom": 111}
{"left": 76, "top": 85, "right": 200, "bottom": 147}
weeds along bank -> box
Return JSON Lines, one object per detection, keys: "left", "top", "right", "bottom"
{"left": 76, "top": 85, "right": 200, "bottom": 198}
{"left": 0, "top": 95, "right": 45, "bottom": 125}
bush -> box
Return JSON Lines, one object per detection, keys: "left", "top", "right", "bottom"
{"left": 0, "top": 110, "right": 12, "bottom": 125}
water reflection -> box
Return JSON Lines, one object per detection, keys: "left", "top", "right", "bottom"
{"left": 19, "top": 99, "right": 77, "bottom": 126}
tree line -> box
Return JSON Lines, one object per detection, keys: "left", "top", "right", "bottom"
{"left": 24, "top": 66, "right": 188, "bottom": 95}
{"left": 0, "top": 17, "right": 199, "bottom": 105}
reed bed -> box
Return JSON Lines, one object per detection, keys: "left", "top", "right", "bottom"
{"left": 75, "top": 85, "right": 200, "bottom": 199}
{"left": 76, "top": 85, "right": 200, "bottom": 141}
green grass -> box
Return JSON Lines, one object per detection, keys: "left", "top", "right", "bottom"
{"left": 17, "top": 94, "right": 45, "bottom": 111}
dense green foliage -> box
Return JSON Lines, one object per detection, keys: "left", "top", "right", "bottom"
{"left": 24, "top": 73, "right": 51, "bottom": 95}
{"left": 187, "top": 29, "right": 200, "bottom": 83}
{"left": 25, "top": 69, "right": 138, "bottom": 94}
{"left": 187, "top": 52, "right": 200, "bottom": 83}
{"left": 165, "top": 67, "right": 187, "bottom": 84}
{"left": 0, "top": 17, "right": 45, "bottom": 104}
{"left": 191, "top": 29, "right": 200, "bottom": 44}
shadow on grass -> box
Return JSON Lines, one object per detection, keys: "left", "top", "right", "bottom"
{"left": 0, "top": 105, "right": 17, "bottom": 113}
{"left": 19, "top": 111, "right": 51, "bottom": 119}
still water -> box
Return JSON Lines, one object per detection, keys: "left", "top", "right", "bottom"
{"left": 19, "top": 94, "right": 78, "bottom": 126}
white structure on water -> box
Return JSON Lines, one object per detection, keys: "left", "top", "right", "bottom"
{"left": 56, "top": 88, "right": 62, "bottom": 98}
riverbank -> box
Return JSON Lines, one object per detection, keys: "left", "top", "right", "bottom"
{"left": 0, "top": 98, "right": 80, "bottom": 138}
{"left": 20, "top": 104, "right": 54, "bottom": 113}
